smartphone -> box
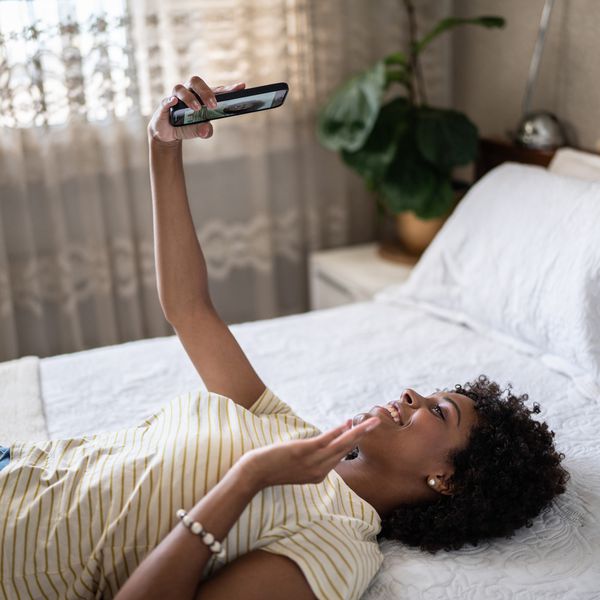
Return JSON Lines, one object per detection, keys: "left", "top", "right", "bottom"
{"left": 169, "top": 82, "right": 289, "bottom": 127}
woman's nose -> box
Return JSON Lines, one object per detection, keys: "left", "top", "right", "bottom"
{"left": 402, "top": 389, "right": 423, "bottom": 407}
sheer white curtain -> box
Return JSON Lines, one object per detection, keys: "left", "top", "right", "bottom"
{"left": 0, "top": 0, "right": 450, "bottom": 360}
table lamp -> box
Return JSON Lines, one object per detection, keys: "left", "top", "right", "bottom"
{"left": 514, "top": 0, "right": 566, "bottom": 149}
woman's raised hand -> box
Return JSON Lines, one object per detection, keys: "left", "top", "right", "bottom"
{"left": 147, "top": 75, "right": 246, "bottom": 145}
{"left": 237, "top": 417, "right": 381, "bottom": 489}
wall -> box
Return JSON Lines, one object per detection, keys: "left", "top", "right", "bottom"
{"left": 452, "top": 0, "right": 600, "bottom": 152}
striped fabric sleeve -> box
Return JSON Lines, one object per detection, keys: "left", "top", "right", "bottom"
{"left": 249, "top": 387, "right": 295, "bottom": 416}
{"left": 260, "top": 518, "right": 384, "bottom": 600}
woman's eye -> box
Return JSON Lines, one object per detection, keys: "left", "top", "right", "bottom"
{"left": 433, "top": 405, "right": 445, "bottom": 420}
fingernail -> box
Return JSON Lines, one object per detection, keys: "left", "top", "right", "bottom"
{"left": 209, "top": 98, "right": 218, "bottom": 108}
{"left": 193, "top": 101, "right": 201, "bottom": 110}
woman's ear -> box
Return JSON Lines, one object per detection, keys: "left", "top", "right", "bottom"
{"left": 426, "top": 474, "right": 454, "bottom": 496}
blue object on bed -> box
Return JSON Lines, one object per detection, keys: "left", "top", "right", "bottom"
{"left": 0, "top": 445, "right": 10, "bottom": 471}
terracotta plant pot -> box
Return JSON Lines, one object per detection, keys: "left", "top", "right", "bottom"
{"left": 377, "top": 212, "right": 446, "bottom": 265}
{"left": 394, "top": 211, "right": 446, "bottom": 256}
{"left": 377, "top": 183, "right": 469, "bottom": 264}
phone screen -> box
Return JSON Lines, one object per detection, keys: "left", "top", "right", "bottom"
{"left": 172, "top": 89, "right": 283, "bottom": 126}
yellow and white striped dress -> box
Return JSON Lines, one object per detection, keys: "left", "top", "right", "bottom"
{"left": 0, "top": 388, "right": 383, "bottom": 600}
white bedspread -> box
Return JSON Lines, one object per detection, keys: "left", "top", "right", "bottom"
{"left": 40, "top": 300, "right": 599, "bottom": 599}
{"left": 0, "top": 355, "right": 47, "bottom": 444}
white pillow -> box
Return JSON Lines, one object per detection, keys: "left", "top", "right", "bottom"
{"left": 374, "top": 163, "right": 600, "bottom": 399}
{"left": 549, "top": 147, "right": 600, "bottom": 181}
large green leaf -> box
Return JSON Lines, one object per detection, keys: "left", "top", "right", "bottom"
{"left": 340, "top": 97, "right": 410, "bottom": 184}
{"left": 416, "top": 107, "right": 478, "bottom": 170}
{"left": 416, "top": 16, "right": 505, "bottom": 54}
{"left": 316, "top": 61, "right": 386, "bottom": 152}
{"left": 417, "top": 175, "right": 454, "bottom": 220}
{"left": 379, "top": 139, "right": 455, "bottom": 219}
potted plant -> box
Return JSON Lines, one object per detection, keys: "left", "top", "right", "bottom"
{"left": 317, "top": 1, "right": 505, "bottom": 259}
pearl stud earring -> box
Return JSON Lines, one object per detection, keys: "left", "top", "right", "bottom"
{"left": 428, "top": 478, "right": 436, "bottom": 487}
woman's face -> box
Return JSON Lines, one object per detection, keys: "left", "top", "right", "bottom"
{"left": 353, "top": 388, "right": 478, "bottom": 497}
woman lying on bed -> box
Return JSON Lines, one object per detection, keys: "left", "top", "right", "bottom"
{"left": 0, "top": 76, "right": 568, "bottom": 600}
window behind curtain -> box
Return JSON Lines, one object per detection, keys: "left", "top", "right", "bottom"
{"left": 0, "top": 0, "right": 136, "bottom": 127}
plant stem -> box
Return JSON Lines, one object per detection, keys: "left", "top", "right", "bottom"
{"left": 402, "top": 0, "right": 428, "bottom": 105}
{"left": 402, "top": 0, "right": 416, "bottom": 104}
{"left": 375, "top": 193, "right": 393, "bottom": 219}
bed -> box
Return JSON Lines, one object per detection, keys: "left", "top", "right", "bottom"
{"left": 2, "top": 148, "right": 600, "bottom": 599}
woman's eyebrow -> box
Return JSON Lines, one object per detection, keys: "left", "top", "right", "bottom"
{"left": 442, "top": 396, "right": 461, "bottom": 427}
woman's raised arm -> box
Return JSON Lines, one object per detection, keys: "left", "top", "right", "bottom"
{"left": 147, "top": 77, "right": 267, "bottom": 409}
{"left": 147, "top": 76, "right": 227, "bottom": 317}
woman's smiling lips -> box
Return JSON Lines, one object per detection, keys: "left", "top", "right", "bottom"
{"left": 372, "top": 406, "right": 395, "bottom": 423}
{"left": 353, "top": 402, "right": 405, "bottom": 427}
{"left": 390, "top": 401, "right": 403, "bottom": 425}
{"left": 372, "top": 404, "right": 403, "bottom": 426}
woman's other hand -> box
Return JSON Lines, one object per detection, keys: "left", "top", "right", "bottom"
{"left": 237, "top": 417, "right": 381, "bottom": 489}
{"left": 147, "top": 75, "right": 246, "bottom": 145}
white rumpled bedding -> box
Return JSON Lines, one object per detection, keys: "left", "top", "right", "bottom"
{"left": 40, "top": 299, "right": 600, "bottom": 599}
{"left": 376, "top": 163, "right": 600, "bottom": 400}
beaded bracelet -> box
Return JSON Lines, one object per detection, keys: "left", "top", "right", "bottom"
{"left": 176, "top": 509, "right": 225, "bottom": 558}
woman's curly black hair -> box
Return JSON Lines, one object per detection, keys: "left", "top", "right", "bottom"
{"left": 378, "top": 375, "right": 569, "bottom": 553}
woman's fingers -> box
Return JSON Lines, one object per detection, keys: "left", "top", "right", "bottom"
{"left": 211, "top": 82, "right": 246, "bottom": 94}
{"left": 151, "top": 77, "right": 246, "bottom": 144}
{"left": 170, "top": 78, "right": 247, "bottom": 112}
{"left": 314, "top": 420, "right": 353, "bottom": 447}
{"left": 172, "top": 83, "right": 202, "bottom": 111}
{"left": 190, "top": 121, "right": 213, "bottom": 139}
{"left": 310, "top": 419, "right": 381, "bottom": 477}
{"left": 186, "top": 75, "right": 218, "bottom": 108}
{"left": 160, "top": 95, "right": 179, "bottom": 114}
{"left": 188, "top": 75, "right": 246, "bottom": 108}
{"left": 322, "top": 417, "right": 381, "bottom": 458}
{"left": 310, "top": 416, "right": 380, "bottom": 457}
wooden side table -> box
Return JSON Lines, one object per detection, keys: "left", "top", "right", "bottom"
{"left": 476, "top": 137, "right": 556, "bottom": 180}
